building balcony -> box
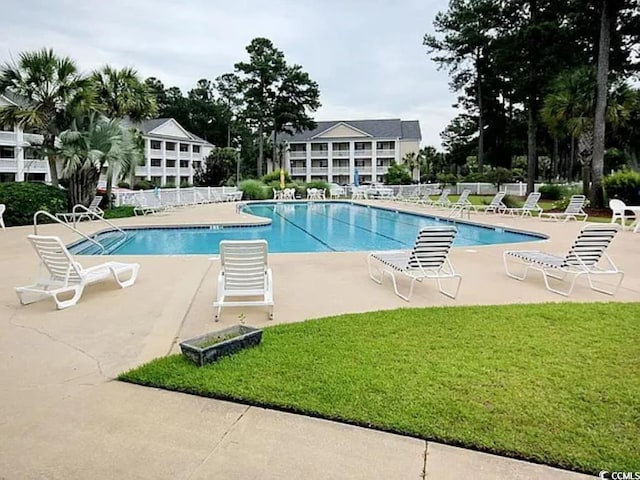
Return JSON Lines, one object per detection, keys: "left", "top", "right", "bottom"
{"left": 0, "top": 158, "right": 49, "bottom": 172}
{"left": 0, "top": 131, "right": 18, "bottom": 145}
{"left": 332, "top": 166, "right": 351, "bottom": 174}
{"left": 355, "top": 166, "right": 372, "bottom": 174}
{"left": 290, "top": 167, "right": 307, "bottom": 175}
{"left": 289, "top": 151, "right": 307, "bottom": 159}
{"left": 354, "top": 150, "right": 372, "bottom": 157}
{"left": 165, "top": 167, "right": 177, "bottom": 176}
{"left": 143, "top": 166, "right": 163, "bottom": 176}
{"left": 376, "top": 149, "right": 396, "bottom": 157}
{"left": 310, "top": 167, "right": 328, "bottom": 175}
{"left": 164, "top": 150, "right": 178, "bottom": 158}
{"left": 332, "top": 150, "right": 350, "bottom": 158}
{"left": 179, "top": 151, "right": 191, "bottom": 159}
{"left": 310, "top": 150, "right": 328, "bottom": 158}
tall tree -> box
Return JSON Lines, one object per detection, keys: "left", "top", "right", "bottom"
{"left": 234, "top": 38, "right": 287, "bottom": 177}
{"left": 215, "top": 73, "right": 243, "bottom": 147}
{"left": 0, "top": 48, "right": 94, "bottom": 186}
{"left": 92, "top": 66, "right": 157, "bottom": 121}
{"left": 271, "top": 64, "right": 320, "bottom": 170}
{"left": 92, "top": 66, "right": 156, "bottom": 204}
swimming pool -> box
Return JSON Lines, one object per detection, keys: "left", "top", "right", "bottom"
{"left": 69, "top": 202, "right": 544, "bottom": 255}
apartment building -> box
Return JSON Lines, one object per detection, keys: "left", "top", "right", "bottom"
{"left": 281, "top": 118, "right": 421, "bottom": 185}
{"left": 0, "top": 92, "right": 213, "bottom": 186}
{"left": 131, "top": 118, "right": 214, "bottom": 186}
{"left": 0, "top": 94, "right": 50, "bottom": 183}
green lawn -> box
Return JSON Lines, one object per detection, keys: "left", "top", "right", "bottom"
{"left": 103, "top": 205, "right": 135, "bottom": 219}
{"left": 120, "top": 303, "right": 640, "bottom": 474}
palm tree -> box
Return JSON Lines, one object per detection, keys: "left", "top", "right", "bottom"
{"left": 0, "top": 48, "right": 94, "bottom": 186}
{"left": 403, "top": 152, "right": 420, "bottom": 182}
{"left": 92, "top": 66, "right": 157, "bottom": 122}
{"left": 92, "top": 66, "right": 157, "bottom": 204}
{"left": 542, "top": 66, "right": 633, "bottom": 196}
{"left": 59, "top": 113, "right": 141, "bottom": 207}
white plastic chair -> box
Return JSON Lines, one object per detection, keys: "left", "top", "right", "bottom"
{"left": 213, "top": 240, "right": 274, "bottom": 321}
{"left": 540, "top": 195, "right": 588, "bottom": 222}
{"left": 15, "top": 235, "right": 139, "bottom": 309}
{"left": 503, "top": 223, "right": 623, "bottom": 296}
{"left": 0, "top": 203, "right": 5, "bottom": 231}
{"left": 367, "top": 226, "right": 462, "bottom": 301}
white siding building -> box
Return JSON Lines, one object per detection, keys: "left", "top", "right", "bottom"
{"left": 0, "top": 94, "right": 50, "bottom": 183}
{"left": 0, "top": 97, "right": 214, "bottom": 186}
{"left": 281, "top": 118, "right": 421, "bottom": 185}
{"left": 131, "top": 118, "right": 214, "bottom": 187}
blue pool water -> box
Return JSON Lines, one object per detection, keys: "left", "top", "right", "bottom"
{"left": 70, "top": 202, "right": 544, "bottom": 255}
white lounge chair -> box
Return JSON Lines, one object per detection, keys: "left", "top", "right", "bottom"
{"left": 15, "top": 235, "right": 139, "bottom": 309}
{"left": 213, "top": 240, "right": 274, "bottom": 321}
{"left": 539, "top": 195, "right": 588, "bottom": 222}
{"left": 56, "top": 196, "right": 104, "bottom": 224}
{"left": 0, "top": 203, "right": 5, "bottom": 231}
{"left": 422, "top": 188, "right": 451, "bottom": 207}
{"left": 504, "top": 192, "right": 543, "bottom": 217}
{"left": 473, "top": 192, "right": 507, "bottom": 214}
{"left": 503, "top": 223, "right": 623, "bottom": 296}
{"left": 133, "top": 193, "right": 167, "bottom": 216}
{"left": 367, "top": 226, "right": 462, "bottom": 301}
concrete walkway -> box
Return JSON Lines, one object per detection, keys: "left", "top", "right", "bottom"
{"left": 2, "top": 200, "right": 631, "bottom": 478}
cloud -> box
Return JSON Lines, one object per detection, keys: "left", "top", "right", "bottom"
{"left": 1, "top": 0, "right": 456, "bottom": 147}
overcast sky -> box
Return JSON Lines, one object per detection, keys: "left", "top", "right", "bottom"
{"left": 1, "top": 0, "right": 456, "bottom": 148}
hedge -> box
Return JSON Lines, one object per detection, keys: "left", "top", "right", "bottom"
{"left": 0, "top": 182, "right": 67, "bottom": 227}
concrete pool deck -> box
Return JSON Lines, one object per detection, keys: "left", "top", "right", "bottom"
{"left": 2, "top": 200, "right": 636, "bottom": 479}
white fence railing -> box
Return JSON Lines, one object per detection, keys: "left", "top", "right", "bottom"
{"left": 115, "top": 186, "right": 243, "bottom": 208}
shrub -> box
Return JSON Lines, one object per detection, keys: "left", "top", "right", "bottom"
{"left": 436, "top": 173, "right": 458, "bottom": 186}
{"left": 262, "top": 170, "right": 291, "bottom": 184}
{"left": 503, "top": 195, "right": 520, "bottom": 208}
{"left": 538, "top": 184, "right": 568, "bottom": 200}
{"left": 117, "top": 181, "right": 130, "bottom": 189}
{"left": 239, "top": 179, "right": 269, "bottom": 200}
{"left": 103, "top": 206, "right": 135, "bottom": 219}
{"left": 463, "top": 172, "right": 489, "bottom": 182}
{"left": 384, "top": 163, "right": 411, "bottom": 185}
{"left": 133, "top": 180, "right": 155, "bottom": 190}
{"left": 0, "top": 182, "right": 67, "bottom": 227}
{"left": 180, "top": 182, "right": 193, "bottom": 188}
{"left": 486, "top": 167, "right": 513, "bottom": 188}
{"left": 305, "top": 180, "right": 330, "bottom": 191}
{"left": 164, "top": 181, "right": 176, "bottom": 188}
{"left": 603, "top": 169, "right": 640, "bottom": 205}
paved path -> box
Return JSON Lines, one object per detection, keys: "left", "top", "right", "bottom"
{"left": 2, "top": 201, "right": 628, "bottom": 478}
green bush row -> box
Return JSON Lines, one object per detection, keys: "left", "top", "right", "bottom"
{"left": 0, "top": 182, "right": 67, "bottom": 227}
{"left": 603, "top": 169, "right": 640, "bottom": 205}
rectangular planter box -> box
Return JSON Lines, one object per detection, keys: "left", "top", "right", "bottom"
{"left": 180, "top": 325, "right": 263, "bottom": 366}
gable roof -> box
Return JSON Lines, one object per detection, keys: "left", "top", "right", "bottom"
{"left": 281, "top": 119, "right": 422, "bottom": 142}
{"left": 130, "top": 118, "right": 214, "bottom": 146}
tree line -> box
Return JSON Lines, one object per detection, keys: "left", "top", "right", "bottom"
{"left": 0, "top": 37, "right": 321, "bottom": 205}
{"left": 425, "top": 0, "right": 640, "bottom": 207}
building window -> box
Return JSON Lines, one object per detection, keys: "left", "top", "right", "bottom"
{"left": 151, "top": 158, "right": 162, "bottom": 167}
{"left": 151, "top": 176, "right": 162, "bottom": 186}
{"left": 25, "top": 173, "right": 46, "bottom": 182}
{"left": 180, "top": 160, "right": 189, "bottom": 168}
{"left": 166, "top": 142, "right": 176, "bottom": 151}
{"left": 179, "top": 143, "right": 189, "bottom": 152}
{"left": 192, "top": 161, "right": 201, "bottom": 169}
{"left": 24, "top": 147, "right": 43, "bottom": 160}
{"left": 150, "top": 140, "right": 161, "bottom": 150}
{"left": 193, "top": 145, "right": 201, "bottom": 153}
{"left": 166, "top": 160, "right": 176, "bottom": 167}
{"left": 355, "top": 160, "right": 366, "bottom": 167}
{"left": 0, "top": 173, "right": 15, "bottom": 182}
{"left": 0, "top": 146, "right": 15, "bottom": 158}
{"left": 180, "top": 176, "right": 190, "bottom": 185}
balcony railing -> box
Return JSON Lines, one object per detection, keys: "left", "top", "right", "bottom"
{"left": 331, "top": 167, "right": 351, "bottom": 174}
{"left": 310, "top": 167, "right": 328, "bottom": 175}
{"left": 0, "top": 158, "right": 49, "bottom": 172}
{"left": 0, "top": 131, "right": 18, "bottom": 144}
{"left": 332, "top": 150, "right": 350, "bottom": 158}
{"left": 354, "top": 150, "right": 372, "bottom": 157}
{"left": 289, "top": 150, "right": 307, "bottom": 159}
{"left": 290, "top": 168, "right": 307, "bottom": 175}
{"left": 310, "top": 150, "right": 328, "bottom": 158}
{"left": 179, "top": 151, "right": 191, "bottom": 159}
{"left": 376, "top": 149, "right": 395, "bottom": 157}
{"left": 355, "top": 167, "right": 372, "bottom": 174}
